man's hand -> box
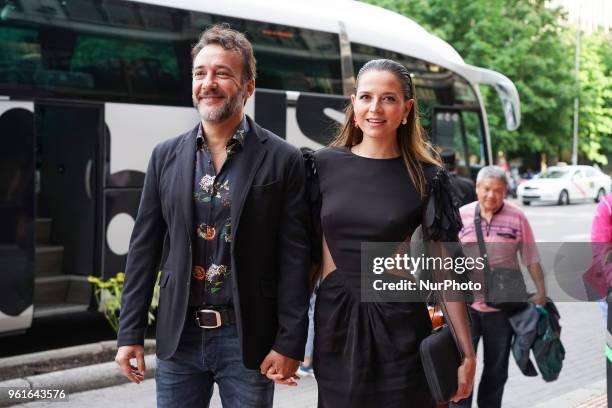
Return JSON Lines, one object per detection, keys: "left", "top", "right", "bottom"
{"left": 259, "top": 350, "right": 300, "bottom": 386}
{"left": 115, "top": 345, "right": 146, "bottom": 384}
{"left": 529, "top": 292, "right": 546, "bottom": 306}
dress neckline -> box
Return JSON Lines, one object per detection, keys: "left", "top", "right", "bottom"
{"left": 341, "top": 146, "right": 402, "bottom": 161}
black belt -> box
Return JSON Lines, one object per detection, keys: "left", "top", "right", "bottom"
{"left": 192, "top": 306, "right": 235, "bottom": 329}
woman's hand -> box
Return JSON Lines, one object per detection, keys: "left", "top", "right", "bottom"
{"left": 450, "top": 355, "right": 476, "bottom": 403}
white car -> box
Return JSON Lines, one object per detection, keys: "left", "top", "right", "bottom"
{"left": 518, "top": 165, "right": 611, "bottom": 205}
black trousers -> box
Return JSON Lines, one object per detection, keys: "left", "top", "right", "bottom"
{"left": 450, "top": 308, "right": 513, "bottom": 408}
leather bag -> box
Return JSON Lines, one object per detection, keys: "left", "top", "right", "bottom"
{"left": 420, "top": 323, "right": 462, "bottom": 403}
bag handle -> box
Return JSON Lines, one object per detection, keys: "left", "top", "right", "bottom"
{"left": 473, "top": 203, "right": 491, "bottom": 273}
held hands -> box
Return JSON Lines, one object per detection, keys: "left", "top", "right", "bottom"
{"left": 115, "top": 345, "right": 146, "bottom": 384}
{"left": 260, "top": 349, "right": 300, "bottom": 386}
{"left": 450, "top": 356, "right": 476, "bottom": 403}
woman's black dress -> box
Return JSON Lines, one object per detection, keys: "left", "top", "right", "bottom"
{"left": 306, "top": 146, "right": 461, "bottom": 408}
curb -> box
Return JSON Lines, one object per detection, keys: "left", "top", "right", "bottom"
{"left": 0, "top": 341, "right": 156, "bottom": 407}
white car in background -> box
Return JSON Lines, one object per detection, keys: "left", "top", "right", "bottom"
{"left": 518, "top": 165, "right": 611, "bottom": 205}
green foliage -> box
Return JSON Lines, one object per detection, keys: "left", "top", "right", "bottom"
{"left": 362, "top": 0, "right": 591, "bottom": 162}
{"left": 88, "top": 272, "right": 160, "bottom": 333}
{"left": 577, "top": 30, "right": 612, "bottom": 164}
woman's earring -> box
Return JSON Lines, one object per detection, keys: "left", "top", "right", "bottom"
{"left": 354, "top": 114, "right": 359, "bottom": 128}
{"left": 402, "top": 117, "right": 407, "bottom": 125}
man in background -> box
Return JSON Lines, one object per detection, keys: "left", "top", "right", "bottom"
{"left": 441, "top": 149, "right": 477, "bottom": 207}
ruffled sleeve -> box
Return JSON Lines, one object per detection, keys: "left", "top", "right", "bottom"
{"left": 422, "top": 167, "right": 474, "bottom": 359}
{"left": 422, "top": 166, "right": 463, "bottom": 242}
{"left": 303, "top": 150, "right": 322, "bottom": 265}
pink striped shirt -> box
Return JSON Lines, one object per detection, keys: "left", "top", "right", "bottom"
{"left": 459, "top": 200, "right": 540, "bottom": 312}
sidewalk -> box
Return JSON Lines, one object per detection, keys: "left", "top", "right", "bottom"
{"left": 6, "top": 373, "right": 605, "bottom": 408}
{"left": 530, "top": 380, "right": 606, "bottom": 408}
{"left": 1, "top": 303, "right": 606, "bottom": 407}
{"left": 0, "top": 340, "right": 155, "bottom": 407}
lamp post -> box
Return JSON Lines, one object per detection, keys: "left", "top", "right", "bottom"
{"left": 571, "top": 7, "right": 581, "bottom": 166}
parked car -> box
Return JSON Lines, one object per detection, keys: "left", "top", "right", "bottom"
{"left": 517, "top": 165, "right": 611, "bottom": 205}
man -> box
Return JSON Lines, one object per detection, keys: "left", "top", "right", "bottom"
{"left": 450, "top": 166, "right": 546, "bottom": 408}
{"left": 115, "top": 24, "right": 310, "bottom": 407}
{"left": 441, "top": 149, "right": 477, "bottom": 207}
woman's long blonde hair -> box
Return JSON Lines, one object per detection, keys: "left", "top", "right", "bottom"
{"left": 331, "top": 59, "right": 440, "bottom": 198}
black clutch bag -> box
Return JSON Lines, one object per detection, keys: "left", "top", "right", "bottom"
{"left": 420, "top": 324, "right": 461, "bottom": 403}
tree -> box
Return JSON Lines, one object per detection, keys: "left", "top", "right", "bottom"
{"left": 577, "top": 30, "right": 612, "bottom": 165}
{"left": 363, "top": 0, "right": 576, "bottom": 163}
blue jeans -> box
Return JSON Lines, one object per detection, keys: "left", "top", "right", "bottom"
{"left": 156, "top": 322, "right": 273, "bottom": 408}
{"left": 450, "top": 308, "right": 513, "bottom": 408}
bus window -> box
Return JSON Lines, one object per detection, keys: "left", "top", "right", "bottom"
{"left": 352, "top": 43, "right": 429, "bottom": 74}
{"left": 70, "top": 35, "right": 182, "bottom": 102}
{"left": 432, "top": 109, "right": 484, "bottom": 179}
{"left": 208, "top": 16, "right": 344, "bottom": 95}
{"left": 462, "top": 111, "right": 485, "bottom": 178}
{"left": 0, "top": 26, "right": 42, "bottom": 89}
{"left": 434, "top": 111, "right": 462, "bottom": 151}
{"left": 0, "top": 0, "right": 190, "bottom": 105}
{"left": 252, "top": 24, "right": 343, "bottom": 95}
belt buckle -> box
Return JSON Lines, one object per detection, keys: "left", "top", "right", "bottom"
{"left": 196, "top": 309, "right": 222, "bottom": 329}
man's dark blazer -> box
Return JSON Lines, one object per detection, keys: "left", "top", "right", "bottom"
{"left": 117, "top": 115, "right": 311, "bottom": 369}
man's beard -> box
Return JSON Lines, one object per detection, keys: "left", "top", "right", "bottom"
{"left": 193, "top": 88, "right": 244, "bottom": 123}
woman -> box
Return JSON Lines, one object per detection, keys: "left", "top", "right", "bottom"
{"left": 306, "top": 59, "right": 476, "bottom": 407}
{"left": 590, "top": 192, "right": 612, "bottom": 407}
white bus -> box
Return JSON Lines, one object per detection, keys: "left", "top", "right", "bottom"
{"left": 0, "top": 0, "right": 520, "bottom": 334}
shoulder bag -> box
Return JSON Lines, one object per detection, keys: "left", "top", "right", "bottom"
{"left": 474, "top": 203, "right": 528, "bottom": 312}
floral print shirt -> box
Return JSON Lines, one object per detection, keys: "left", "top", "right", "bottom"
{"left": 190, "top": 117, "right": 248, "bottom": 307}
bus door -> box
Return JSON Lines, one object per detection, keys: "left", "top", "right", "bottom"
{"left": 0, "top": 100, "right": 35, "bottom": 335}
{"left": 432, "top": 107, "right": 485, "bottom": 180}
{"left": 33, "top": 102, "right": 103, "bottom": 318}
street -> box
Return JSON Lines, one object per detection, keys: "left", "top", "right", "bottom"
{"left": 14, "top": 199, "right": 606, "bottom": 407}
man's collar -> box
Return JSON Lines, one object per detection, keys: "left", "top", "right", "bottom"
{"left": 492, "top": 202, "right": 505, "bottom": 215}
{"left": 196, "top": 116, "right": 249, "bottom": 150}
{"left": 476, "top": 201, "right": 505, "bottom": 220}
